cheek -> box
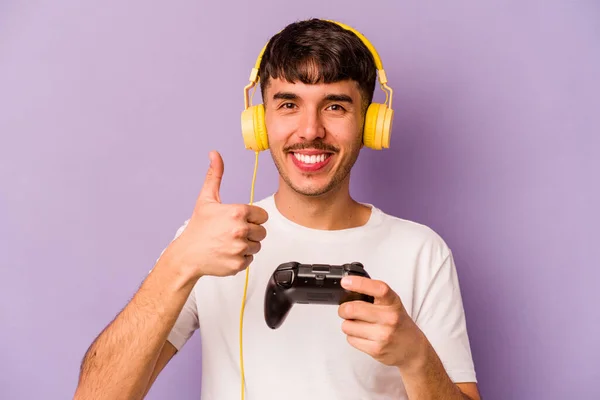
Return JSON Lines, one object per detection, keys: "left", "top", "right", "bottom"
{"left": 324, "top": 115, "right": 361, "bottom": 139}
{"left": 327, "top": 126, "right": 363, "bottom": 148}
{"left": 265, "top": 115, "right": 293, "bottom": 146}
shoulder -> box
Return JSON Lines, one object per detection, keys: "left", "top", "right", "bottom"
{"left": 372, "top": 206, "right": 452, "bottom": 262}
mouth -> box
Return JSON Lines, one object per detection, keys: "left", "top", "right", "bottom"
{"left": 289, "top": 151, "right": 334, "bottom": 172}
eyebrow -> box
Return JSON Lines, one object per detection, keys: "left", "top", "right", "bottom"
{"left": 272, "top": 92, "right": 298, "bottom": 101}
{"left": 323, "top": 94, "right": 353, "bottom": 104}
{"left": 272, "top": 92, "right": 354, "bottom": 104}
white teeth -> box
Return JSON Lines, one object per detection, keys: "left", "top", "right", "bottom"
{"left": 293, "top": 153, "right": 328, "bottom": 164}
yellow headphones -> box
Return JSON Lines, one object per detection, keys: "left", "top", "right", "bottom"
{"left": 237, "top": 20, "right": 394, "bottom": 400}
{"left": 240, "top": 20, "right": 395, "bottom": 152}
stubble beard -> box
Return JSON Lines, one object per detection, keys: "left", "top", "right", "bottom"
{"left": 270, "top": 138, "right": 362, "bottom": 197}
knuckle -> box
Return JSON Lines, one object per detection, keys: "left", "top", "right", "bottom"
{"left": 343, "top": 302, "right": 355, "bottom": 317}
{"left": 372, "top": 344, "right": 384, "bottom": 358}
{"left": 338, "top": 304, "right": 348, "bottom": 318}
{"left": 230, "top": 204, "right": 247, "bottom": 219}
{"left": 385, "top": 312, "right": 400, "bottom": 327}
{"left": 377, "top": 282, "right": 391, "bottom": 298}
{"left": 231, "top": 224, "right": 249, "bottom": 239}
{"left": 236, "top": 240, "right": 249, "bottom": 254}
{"left": 227, "top": 239, "right": 245, "bottom": 255}
{"left": 236, "top": 259, "right": 245, "bottom": 271}
{"left": 230, "top": 257, "right": 247, "bottom": 272}
{"left": 229, "top": 260, "right": 241, "bottom": 272}
{"left": 346, "top": 335, "right": 358, "bottom": 348}
{"left": 340, "top": 319, "right": 350, "bottom": 334}
{"left": 380, "top": 328, "right": 394, "bottom": 343}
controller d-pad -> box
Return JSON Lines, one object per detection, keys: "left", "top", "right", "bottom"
{"left": 275, "top": 270, "right": 293, "bottom": 287}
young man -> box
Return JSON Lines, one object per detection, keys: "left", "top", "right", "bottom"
{"left": 74, "top": 19, "right": 480, "bottom": 400}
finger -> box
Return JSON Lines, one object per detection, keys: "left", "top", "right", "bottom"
{"left": 245, "top": 205, "right": 268, "bottom": 225}
{"left": 341, "top": 276, "right": 398, "bottom": 306}
{"left": 338, "top": 300, "right": 381, "bottom": 324}
{"left": 346, "top": 335, "right": 379, "bottom": 356}
{"left": 341, "top": 319, "right": 380, "bottom": 341}
{"left": 198, "top": 150, "right": 224, "bottom": 203}
{"left": 245, "top": 240, "right": 262, "bottom": 255}
{"left": 241, "top": 254, "right": 254, "bottom": 269}
{"left": 246, "top": 223, "right": 267, "bottom": 242}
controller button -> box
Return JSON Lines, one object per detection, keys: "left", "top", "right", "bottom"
{"left": 347, "top": 262, "right": 365, "bottom": 273}
{"left": 275, "top": 270, "right": 293, "bottom": 287}
{"left": 278, "top": 263, "right": 295, "bottom": 271}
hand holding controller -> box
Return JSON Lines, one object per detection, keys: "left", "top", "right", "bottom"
{"left": 264, "top": 261, "right": 374, "bottom": 329}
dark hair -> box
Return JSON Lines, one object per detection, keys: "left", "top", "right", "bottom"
{"left": 258, "top": 19, "right": 377, "bottom": 113}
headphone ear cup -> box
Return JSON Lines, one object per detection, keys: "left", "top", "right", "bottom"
{"left": 363, "top": 103, "right": 379, "bottom": 150}
{"left": 241, "top": 104, "right": 269, "bottom": 151}
{"left": 379, "top": 105, "right": 393, "bottom": 149}
{"left": 363, "top": 103, "right": 393, "bottom": 150}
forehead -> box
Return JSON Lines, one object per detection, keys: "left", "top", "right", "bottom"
{"left": 263, "top": 78, "right": 361, "bottom": 100}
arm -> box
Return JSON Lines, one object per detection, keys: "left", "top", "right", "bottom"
{"left": 397, "top": 328, "right": 481, "bottom": 400}
{"left": 141, "top": 340, "right": 178, "bottom": 399}
{"left": 339, "top": 248, "right": 480, "bottom": 399}
{"left": 74, "top": 248, "right": 197, "bottom": 400}
{"left": 74, "top": 150, "right": 269, "bottom": 400}
{"left": 399, "top": 249, "right": 480, "bottom": 399}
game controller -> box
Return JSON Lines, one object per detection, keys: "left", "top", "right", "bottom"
{"left": 264, "top": 261, "right": 375, "bottom": 329}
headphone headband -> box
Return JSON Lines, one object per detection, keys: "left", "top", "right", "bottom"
{"left": 248, "top": 20, "right": 388, "bottom": 86}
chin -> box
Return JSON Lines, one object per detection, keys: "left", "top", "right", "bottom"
{"left": 286, "top": 168, "right": 337, "bottom": 197}
{"left": 271, "top": 148, "right": 355, "bottom": 197}
{"left": 291, "top": 184, "right": 334, "bottom": 197}
{"left": 284, "top": 174, "right": 343, "bottom": 197}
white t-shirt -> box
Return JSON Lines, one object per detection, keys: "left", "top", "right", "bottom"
{"left": 165, "top": 194, "right": 476, "bottom": 399}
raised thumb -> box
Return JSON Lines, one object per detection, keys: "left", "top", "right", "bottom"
{"left": 199, "top": 150, "right": 224, "bottom": 203}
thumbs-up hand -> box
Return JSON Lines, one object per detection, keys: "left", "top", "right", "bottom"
{"left": 165, "top": 150, "right": 268, "bottom": 279}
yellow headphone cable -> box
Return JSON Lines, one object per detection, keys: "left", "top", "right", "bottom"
{"left": 239, "top": 150, "right": 259, "bottom": 400}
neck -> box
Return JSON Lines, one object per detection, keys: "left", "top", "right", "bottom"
{"left": 273, "top": 176, "right": 371, "bottom": 230}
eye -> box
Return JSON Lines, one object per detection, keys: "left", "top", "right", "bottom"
{"left": 326, "top": 104, "right": 346, "bottom": 112}
{"left": 279, "top": 102, "right": 296, "bottom": 109}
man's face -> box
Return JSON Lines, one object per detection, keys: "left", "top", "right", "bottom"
{"left": 264, "top": 78, "right": 365, "bottom": 197}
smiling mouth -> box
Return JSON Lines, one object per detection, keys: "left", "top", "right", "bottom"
{"left": 289, "top": 151, "right": 333, "bottom": 172}
{"left": 292, "top": 152, "right": 331, "bottom": 164}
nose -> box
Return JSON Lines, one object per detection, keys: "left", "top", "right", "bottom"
{"left": 298, "top": 109, "right": 325, "bottom": 142}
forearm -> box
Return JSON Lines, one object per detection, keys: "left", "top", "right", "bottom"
{"left": 399, "top": 328, "right": 473, "bottom": 400}
{"left": 74, "top": 248, "right": 197, "bottom": 400}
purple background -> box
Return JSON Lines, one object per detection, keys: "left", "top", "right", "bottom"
{"left": 1, "top": 1, "right": 599, "bottom": 399}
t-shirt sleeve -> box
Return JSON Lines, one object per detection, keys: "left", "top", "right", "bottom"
{"left": 413, "top": 249, "right": 477, "bottom": 383}
{"left": 153, "top": 220, "right": 200, "bottom": 351}
{"left": 167, "top": 287, "right": 199, "bottom": 351}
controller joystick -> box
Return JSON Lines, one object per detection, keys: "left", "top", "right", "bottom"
{"left": 264, "top": 261, "right": 374, "bottom": 329}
